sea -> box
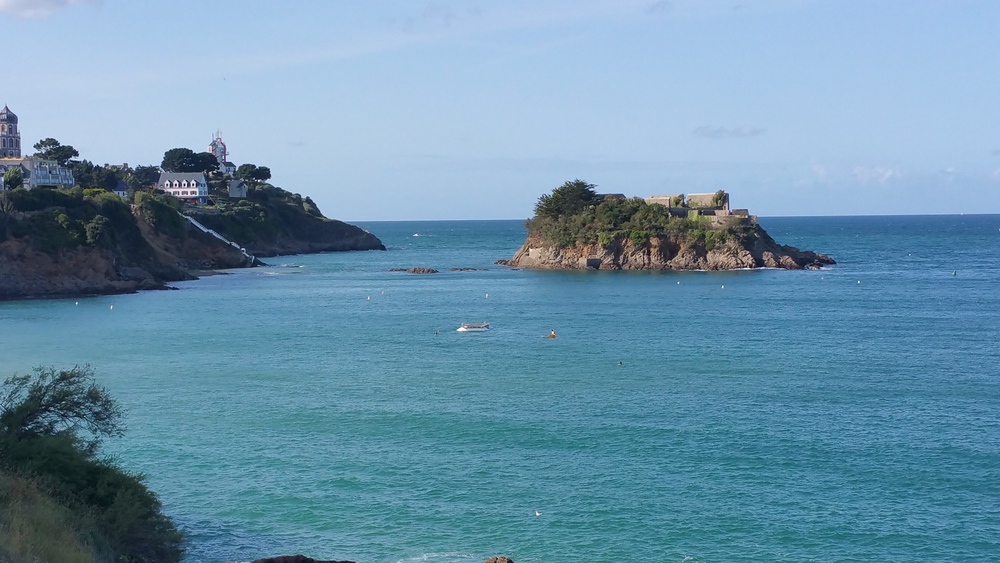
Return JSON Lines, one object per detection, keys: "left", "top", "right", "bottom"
{"left": 1, "top": 215, "right": 999, "bottom": 563}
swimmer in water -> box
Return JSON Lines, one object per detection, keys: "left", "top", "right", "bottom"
{"left": 549, "top": 330, "right": 557, "bottom": 338}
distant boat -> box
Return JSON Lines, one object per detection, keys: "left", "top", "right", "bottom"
{"left": 413, "top": 233, "right": 420, "bottom": 237}
{"left": 456, "top": 322, "right": 490, "bottom": 332}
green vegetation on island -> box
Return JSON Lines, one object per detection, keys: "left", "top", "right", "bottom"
{"left": 526, "top": 179, "right": 753, "bottom": 251}
{"left": 0, "top": 366, "right": 182, "bottom": 563}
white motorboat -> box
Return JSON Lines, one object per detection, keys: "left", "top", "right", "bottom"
{"left": 456, "top": 322, "right": 490, "bottom": 332}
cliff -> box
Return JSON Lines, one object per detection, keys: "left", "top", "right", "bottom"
{"left": 188, "top": 185, "right": 384, "bottom": 257}
{"left": 509, "top": 223, "right": 834, "bottom": 270}
{"left": 0, "top": 186, "right": 382, "bottom": 300}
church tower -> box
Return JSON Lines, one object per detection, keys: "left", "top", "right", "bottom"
{"left": 0, "top": 105, "right": 21, "bottom": 158}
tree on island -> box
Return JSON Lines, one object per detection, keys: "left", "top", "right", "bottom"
{"left": 161, "top": 148, "right": 220, "bottom": 174}
{"left": 2, "top": 166, "right": 23, "bottom": 190}
{"left": 32, "top": 138, "right": 79, "bottom": 166}
{"left": 534, "top": 179, "right": 598, "bottom": 219}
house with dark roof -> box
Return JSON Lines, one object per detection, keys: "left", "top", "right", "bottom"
{"left": 157, "top": 172, "right": 208, "bottom": 204}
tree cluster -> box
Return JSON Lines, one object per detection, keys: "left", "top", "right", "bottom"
{"left": 533, "top": 179, "right": 598, "bottom": 219}
{"left": 160, "top": 148, "right": 219, "bottom": 173}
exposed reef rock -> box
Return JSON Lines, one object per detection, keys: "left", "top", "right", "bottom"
{"left": 508, "top": 224, "right": 834, "bottom": 271}
{"left": 389, "top": 267, "right": 439, "bottom": 274}
{"left": 250, "top": 556, "right": 355, "bottom": 563}
{"left": 484, "top": 557, "right": 515, "bottom": 563}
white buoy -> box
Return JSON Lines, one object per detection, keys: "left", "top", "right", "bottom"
{"left": 109, "top": 305, "right": 113, "bottom": 310}
{"left": 485, "top": 293, "right": 489, "bottom": 298}
{"left": 857, "top": 280, "right": 861, "bottom": 284}
{"left": 721, "top": 285, "right": 725, "bottom": 289}
{"left": 75, "top": 301, "right": 78, "bottom": 305}
{"left": 676, "top": 281, "right": 680, "bottom": 285}
{"left": 367, "top": 296, "right": 370, "bottom": 301}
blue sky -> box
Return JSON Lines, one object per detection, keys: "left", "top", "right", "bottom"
{"left": 2, "top": 0, "right": 998, "bottom": 220}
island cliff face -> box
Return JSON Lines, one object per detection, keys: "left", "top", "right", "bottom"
{"left": 509, "top": 223, "right": 834, "bottom": 271}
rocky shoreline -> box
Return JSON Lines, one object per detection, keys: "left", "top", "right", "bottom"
{"left": 0, "top": 206, "right": 383, "bottom": 301}
{"left": 507, "top": 223, "right": 834, "bottom": 271}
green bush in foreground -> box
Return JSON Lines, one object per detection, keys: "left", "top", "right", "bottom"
{"left": 0, "top": 366, "right": 182, "bottom": 563}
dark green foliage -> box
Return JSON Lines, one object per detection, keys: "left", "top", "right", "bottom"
{"left": 526, "top": 180, "right": 753, "bottom": 250}
{"left": 533, "top": 179, "right": 597, "bottom": 219}
{"left": 160, "top": 148, "right": 219, "bottom": 173}
{"left": 0, "top": 187, "right": 157, "bottom": 260}
{"left": 127, "top": 165, "right": 161, "bottom": 191}
{"left": 33, "top": 138, "right": 79, "bottom": 166}
{"left": 3, "top": 166, "right": 23, "bottom": 190}
{"left": 710, "top": 189, "right": 727, "bottom": 208}
{"left": 0, "top": 366, "right": 183, "bottom": 563}
{"left": 134, "top": 192, "right": 186, "bottom": 239}
{"left": 70, "top": 160, "right": 119, "bottom": 191}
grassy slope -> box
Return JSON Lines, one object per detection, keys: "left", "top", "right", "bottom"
{"left": 0, "top": 471, "right": 100, "bottom": 563}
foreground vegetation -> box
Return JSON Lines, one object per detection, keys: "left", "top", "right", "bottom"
{"left": 526, "top": 180, "right": 754, "bottom": 250}
{"left": 0, "top": 366, "right": 182, "bottom": 562}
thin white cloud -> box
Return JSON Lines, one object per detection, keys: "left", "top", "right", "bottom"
{"left": 692, "top": 126, "right": 765, "bottom": 139}
{"left": 0, "top": 0, "right": 98, "bottom": 18}
{"left": 852, "top": 165, "right": 899, "bottom": 186}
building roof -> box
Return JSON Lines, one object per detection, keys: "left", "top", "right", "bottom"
{"left": 0, "top": 105, "right": 17, "bottom": 124}
{"left": 158, "top": 172, "right": 207, "bottom": 183}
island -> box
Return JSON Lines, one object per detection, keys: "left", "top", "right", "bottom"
{"left": 505, "top": 180, "right": 834, "bottom": 271}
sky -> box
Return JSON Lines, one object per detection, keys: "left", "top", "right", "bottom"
{"left": 2, "top": 0, "right": 998, "bottom": 220}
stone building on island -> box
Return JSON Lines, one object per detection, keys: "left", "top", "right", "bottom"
{"left": 645, "top": 191, "right": 754, "bottom": 226}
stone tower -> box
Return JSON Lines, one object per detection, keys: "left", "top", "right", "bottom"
{"left": 0, "top": 105, "right": 20, "bottom": 158}
{"left": 208, "top": 131, "right": 227, "bottom": 166}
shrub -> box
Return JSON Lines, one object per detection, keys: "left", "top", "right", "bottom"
{"left": 0, "top": 366, "right": 183, "bottom": 563}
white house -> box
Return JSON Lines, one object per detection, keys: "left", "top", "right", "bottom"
{"left": 157, "top": 172, "right": 208, "bottom": 204}
{"left": 0, "top": 157, "right": 75, "bottom": 189}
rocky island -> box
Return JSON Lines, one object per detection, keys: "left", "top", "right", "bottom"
{"left": 505, "top": 180, "right": 834, "bottom": 271}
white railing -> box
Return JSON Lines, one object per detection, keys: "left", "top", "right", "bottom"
{"left": 179, "top": 212, "right": 255, "bottom": 263}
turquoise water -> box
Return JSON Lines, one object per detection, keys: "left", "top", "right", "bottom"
{"left": 2, "top": 216, "right": 999, "bottom": 562}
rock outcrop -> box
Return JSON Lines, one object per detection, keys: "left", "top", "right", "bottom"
{"left": 250, "top": 556, "right": 355, "bottom": 563}
{"left": 389, "top": 267, "right": 439, "bottom": 274}
{"left": 508, "top": 224, "right": 834, "bottom": 271}
{"left": 484, "top": 557, "right": 514, "bottom": 563}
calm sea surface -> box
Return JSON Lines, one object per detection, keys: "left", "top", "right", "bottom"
{"left": 2, "top": 215, "right": 999, "bottom": 562}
